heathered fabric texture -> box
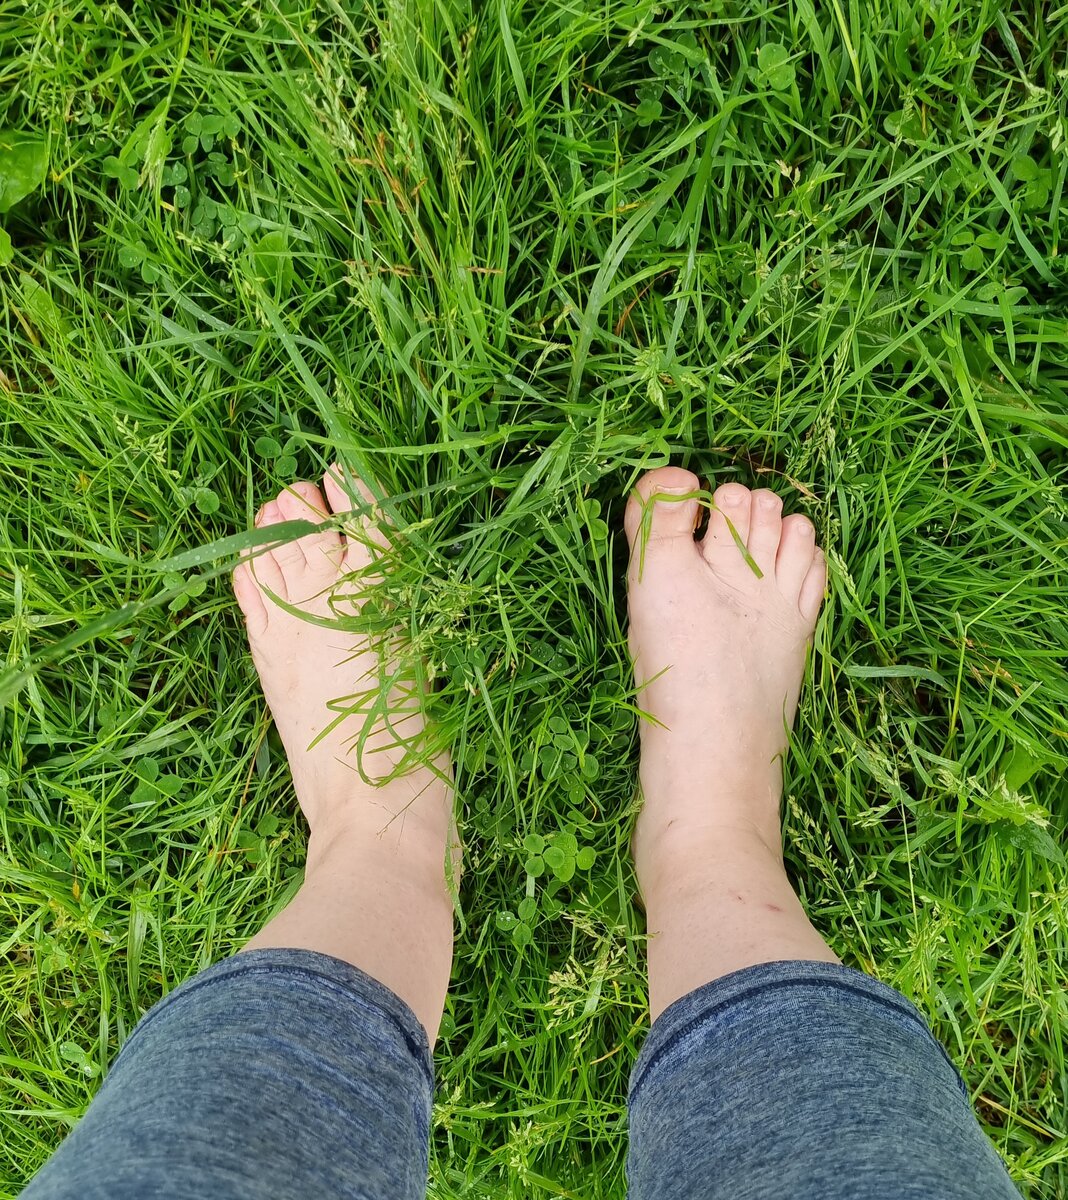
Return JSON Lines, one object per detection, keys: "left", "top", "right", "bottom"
{"left": 23, "top": 953, "right": 1019, "bottom": 1200}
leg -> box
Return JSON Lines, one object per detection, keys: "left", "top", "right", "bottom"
{"left": 627, "top": 959, "right": 1020, "bottom": 1199}
{"left": 625, "top": 466, "right": 834, "bottom": 1018}
{"left": 623, "top": 466, "right": 1018, "bottom": 1198}
{"left": 233, "top": 470, "right": 458, "bottom": 1040}
{"left": 22, "top": 470, "right": 455, "bottom": 1199}
{"left": 22, "top": 951, "right": 435, "bottom": 1200}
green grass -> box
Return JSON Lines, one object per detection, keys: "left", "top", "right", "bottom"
{"left": 1, "top": 0, "right": 1067, "bottom": 1194}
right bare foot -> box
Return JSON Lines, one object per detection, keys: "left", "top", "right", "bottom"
{"left": 624, "top": 466, "right": 838, "bottom": 1018}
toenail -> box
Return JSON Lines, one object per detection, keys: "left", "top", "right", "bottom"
{"left": 757, "top": 492, "right": 781, "bottom": 509}
{"left": 719, "top": 487, "right": 744, "bottom": 506}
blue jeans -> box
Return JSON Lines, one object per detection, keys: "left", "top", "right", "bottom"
{"left": 21, "top": 950, "right": 1019, "bottom": 1199}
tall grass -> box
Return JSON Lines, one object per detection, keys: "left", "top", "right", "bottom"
{"left": 1, "top": 1, "right": 1067, "bottom": 1195}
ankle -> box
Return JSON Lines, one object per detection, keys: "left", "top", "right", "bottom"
{"left": 634, "top": 817, "right": 785, "bottom": 906}
{"left": 637, "top": 826, "right": 836, "bottom": 1019}
{"left": 306, "top": 809, "right": 452, "bottom": 884}
{"left": 635, "top": 753, "right": 783, "bottom": 837}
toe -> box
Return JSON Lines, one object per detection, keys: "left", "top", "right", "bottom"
{"left": 322, "top": 462, "right": 373, "bottom": 516}
{"left": 798, "top": 547, "right": 828, "bottom": 626}
{"left": 232, "top": 561, "right": 268, "bottom": 637}
{"left": 746, "top": 489, "right": 784, "bottom": 573}
{"left": 624, "top": 466, "right": 702, "bottom": 554}
{"left": 248, "top": 501, "right": 289, "bottom": 602}
{"left": 279, "top": 480, "right": 329, "bottom": 520}
{"left": 255, "top": 499, "right": 279, "bottom": 527}
{"left": 776, "top": 514, "right": 817, "bottom": 603}
{"left": 267, "top": 483, "right": 323, "bottom": 574}
{"left": 701, "top": 482, "right": 752, "bottom": 571}
{"left": 323, "top": 463, "right": 392, "bottom": 572}
{"left": 274, "top": 481, "right": 343, "bottom": 578}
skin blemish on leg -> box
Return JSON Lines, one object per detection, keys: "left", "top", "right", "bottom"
{"left": 765, "top": 903, "right": 784, "bottom": 913}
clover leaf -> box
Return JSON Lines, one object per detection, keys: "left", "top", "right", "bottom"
{"left": 0, "top": 131, "right": 47, "bottom": 213}
{"left": 755, "top": 43, "right": 795, "bottom": 91}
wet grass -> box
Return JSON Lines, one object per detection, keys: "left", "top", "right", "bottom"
{"left": 2, "top": 0, "right": 1068, "bottom": 1195}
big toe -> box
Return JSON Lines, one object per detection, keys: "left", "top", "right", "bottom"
{"left": 266, "top": 481, "right": 342, "bottom": 582}
{"left": 232, "top": 482, "right": 341, "bottom": 634}
{"left": 798, "top": 548, "right": 828, "bottom": 627}
{"left": 624, "top": 467, "right": 702, "bottom": 562}
{"left": 323, "top": 463, "right": 392, "bottom": 572}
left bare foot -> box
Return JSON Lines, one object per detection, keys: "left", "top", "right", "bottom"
{"left": 231, "top": 468, "right": 454, "bottom": 871}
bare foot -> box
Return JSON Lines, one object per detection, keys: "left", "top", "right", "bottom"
{"left": 232, "top": 470, "right": 453, "bottom": 862}
{"left": 231, "top": 468, "right": 456, "bottom": 1037}
{"left": 624, "top": 465, "right": 837, "bottom": 1018}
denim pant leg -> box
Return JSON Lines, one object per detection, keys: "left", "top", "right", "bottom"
{"left": 21, "top": 949, "right": 432, "bottom": 1200}
{"left": 627, "top": 960, "right": 1020, "bottom": 1200}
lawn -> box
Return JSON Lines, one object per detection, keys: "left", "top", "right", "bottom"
{"left": 1, "top": 0, "right": 1067, "bottom": 1195}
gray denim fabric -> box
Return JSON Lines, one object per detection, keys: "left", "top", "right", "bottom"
{"left": 628, "top": 960, "right": 1020, "bottom": 1199}
{"left": 22, "top": 952, "right": 1018, "bottom": 1199}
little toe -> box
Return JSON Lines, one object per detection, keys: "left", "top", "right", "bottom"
{"left": 274, "top": 481, "right": 343, "bottom": 579}
{"left": 248, "top": 500, "right": 289, "bottom": 602}
{"left": 701, "top": 482, "right": 752, "bottom": 572}
{"left": 232, "top": 561, "right": 268, "bottom": 636}
{"left": 776, "top": 514, "right": 817, "bottom": 603}
{"left": 746, "top": 489, "right": 784, "bottom": 573}
{"left": 798, "top": 548, "right": 828, "bottom": 626}
{"left": 623, "top": 466, "right": 702, "bottom": 560}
